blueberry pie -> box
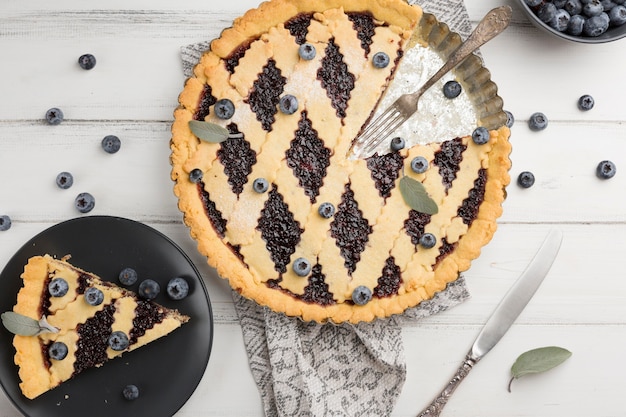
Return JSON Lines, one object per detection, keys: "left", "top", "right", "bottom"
{"left": 10, "top": 255, "right": 189, "bottom": 399}
{"left": 171, "top": 0, "right": 511, "bottom": 323}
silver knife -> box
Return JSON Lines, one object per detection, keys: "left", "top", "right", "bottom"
{"left": 417, "top": 229, "right": 563, "bottom": 417}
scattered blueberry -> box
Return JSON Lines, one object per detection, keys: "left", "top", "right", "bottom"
{"left": 0, "top": 215, "right": 11, "bottom": 232}
{"left": 48, "top": 342, "right": 69, "bottom": 361}
{"left": 138, "top": 279, "right": 160, "bottom": 300}
{"left": 279, "top": 94, "right": 299, "bottom": 115}
{"left": 45, "top": 108, "right": 64, "bottom": 125}
{"left": 504, "top": 110, "right": 515, "bottom": 128}
{"left": 166, "top": 277, "right": 189, "bottom": 300}
{"left": 214, "top": 98, "right": 235, "bottom": 119}
{"left": 565, "top": 0, "right": 584, "bottom": 15}
{"left": 567, "top": 14, "right": 587, "bottom": 34}
{"left": 584, "top": 13, "right": 610, "bottom": 35}
{"left": 108, "top": 331, "right": 130, "bottom": 351}
{"left": 119, "top": 267, "right": 138, "bottom": 286}
{"left": 298, "top": 43, "right": 317, "bottom": 60}
{"left": 84, "top": 287, "right": 104, "bottom": 306}
{"left": 101, "top": 135, "right": 121, "bottom": 154}
{"left": 318, "top": 202, "right": 335, "bottom": 219}
{"left": 253, "top": 178, "right": 269, "bottom": 193}
{"left": 122, "top": 384, "right": 140, "bottom": 401}
{"left": 75, "top": 192, "right": 95, "bottom": 213}
{"left": 596, "top": 160, "right": 616, "bottom": 179}
{"left": 443, "top": 80, "right": 462, "bottom": 99}
{"left": 352, "top": 286, "right": 372, "bottom": 306}
{"left": 189, "top": 168, "right": 203, "bottom": 183}
{"left": 78, "top": 53, "right": 96, "bottom": 70}
{"left": 410, "top": 156, "right": 429, "bottom": 174}
{"left": 517, "top": 171, "right": 536, "bottom": 188}
{"left": 583, "top": 0, "right": 604, "bottom": 16}
{"left": 538, "top": 2, "right": 558, "bottom": 22}
{"left": 609, "top": 5, "right": 626, "bottom": 25}
{"left": 472, "top": 127, "right": 490, "bottom": 145}
{"left": 578, "top": 94, "right": 595, "bottom": 111}
{"left": 528, "top": 112, "right": 548, "bottom": 131}
{"left": 372, "top": 52, "right": 390, "bottom": 68}
{"left": 292, "top": 257, "right": 312, "bottom": 277}
{"left": 56, "top": 171, "right": 74, "bottom": 189}
{"left": 390, "top": 137, "right": 405, "bottom": 152}
{"left": 419, "top": 233, "right": 437, "bottom": 249}
{"left": 551, "top": 8, "right": 572, "bottom": 31}
{"left": 48, "top": 278, "right": 69, "bottom": 297}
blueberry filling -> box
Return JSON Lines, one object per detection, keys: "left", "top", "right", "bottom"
{"left": 318, "top": 39, "right": 355, "bottom": 119}
{"left": 458, "top": 168, "right": 487, "bottom": 226}
{"left": 285, "top": 13, "right": 314, "bottom": 45}
{"left": 347, "top": 12, "right": 377, "bottom": 55}
{"left": 74, "top": 304, "right": 116, "bottom": 375}
{"left": 194, "top": 84, "right": 217, "bottom": 121}
{"left": 129, "top": 300, "right": 165, "bottom": 345}
{"left": 434, "top": 138, "right": 467, "bottom": 192}
{"left": 217, "top": 124, "right": 256, "bottom": 195}
{"left": 247, "top": 59, "right": 286, "bottom": 131}
{"left": 373, "top": 257, "right": 402, "bottom": 298}
{"left": 366, "top": 151, "right": 405, "bottom": 199}
{"left": 197, "top": 182, "right": 227, "bottom": 238}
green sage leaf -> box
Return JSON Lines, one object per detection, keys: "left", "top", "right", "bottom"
{"left": 399, "top": 176, "right": 439, "bottom": 215}
{"left": 2, "top": 312, "right": 43, "bottom": 336}
{"left": 508, "top": 346, "right": 572, "bottom": 392}
{"left": 188, "top": 120, "right": 230, "bottom": 143}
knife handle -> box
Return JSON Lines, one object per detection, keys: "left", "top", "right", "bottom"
{"left": 416, "top": 354, "right": 479, "bottom": 417}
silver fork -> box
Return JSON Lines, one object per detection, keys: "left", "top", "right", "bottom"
{"left": 349, "top": 6, "right": 512, "bottom": 159}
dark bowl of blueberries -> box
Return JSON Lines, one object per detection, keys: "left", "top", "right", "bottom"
{"left": 518, "top": 0, "right": 626, "bottom": 43}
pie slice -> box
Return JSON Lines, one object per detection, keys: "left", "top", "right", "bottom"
{"left": 170, "top": 0, "right": 511, "bottom": 323}
{"left": 9, "top": 255, "right": 189, "bottom": 399}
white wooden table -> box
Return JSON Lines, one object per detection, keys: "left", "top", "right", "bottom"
{"left": 1, "top": 0, "right": 625, "bottom": 416}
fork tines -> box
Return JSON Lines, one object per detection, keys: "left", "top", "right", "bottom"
{"left": 351, "top": 108, "right": 405, "bottom": 158}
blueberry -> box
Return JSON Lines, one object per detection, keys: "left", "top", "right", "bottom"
{"left": 48, "top": 342, "right": 68, "bottom": 361}
{"left": 292, "top": 257, "right": 312, "bottom": 277}
{"left": 279, "top": 94, "right": 299, "bottom": 115}
{"left": 372, "top": 52, "right": 390, "bottom": 68}
{"left": 253, "top": 178, "right": 269, "bottom": 193}
{"left": 578, "top": 94, "right": 595, "bottom": 111}
{"left": 443, "top": 80, "right": 462, "bottom": 99}
{"left": 214, "top": 98, "right": 235, "bottom": 119}
{"left": 75, "top": 192, "right": 95, "bottom": 213}
{"left": 528, "top": 112, "right": 548, "bottom": 131}
{"left": 78, "top": 53, "right": 96, "bottom": 70}
{"left": 318, "top": 202, "right": 335, "bottom": 219}
{"left": 596, "top": 160, "right": 616, "bottom": 179}
{"left": 419, "top": 233, "right": 437, "bottom": 249}
{"left": 583, "top": 0, "right": 604, "bottom": 16}
{"left": 517, "top": 171, "right": 536, "bottom": 188}
{"left": 108, "top": 331, "right": 130, "bottom": 351}
{"left": 504, "top": 110, "right": 515, "bottom": 128}
{"left": 48, "top": 278, "right": 69, "bottom": 297}
{"left": 101, "top": 135, "right": 121, "bottom": 154}
{"left": 166, "top": 277, "right": 189, "bottom": 300}
{"left": 584, "top": 13, "right": 610, "bottom": 35}
{"left": 538, "top": 3, "right": 558, "bottom": 22}
{"left": 352, "top": 286, "right": 372, "bottom": 306}
{"left": 122, "top": 384, "right": 140, "bottom": 401}
{"left": 189, "top": 168, "right": 203, "bottom": 183}
{"left": 525, "top": 0, "right": 544, "bottom": 7}
{"left": 0, "top": 215, "right": 11, "bottom": 232}
{"left": 565, "top": 0, "right": 584, "bottom": 15}
{"left": 568, "top": 14, "right": 587, "bottom": 34}
{"left": 602, "top": 0, "right": 618, "bottom": 11}
{"left": 609, "top": 5, "right": 626, "bottom": 25}
{"left": 555, "top": 0, "right": 569, "bottom": 7}
{"left": 472, "top": 127, "right": 490, "bottom": 145}
{"left": 55, "top": 171, "right": 74, "bottom": 189}
{"left": 138, "top": 279, "right": 160, "bottom": 300}
{"left": 390, "top": 137, "right": 405, "bottom": 151}
{"left": 119, "top": 267, "right": 138, "bottom": 286}
{"left": 45, "top": 108, "right": 64, "bottom": 125}
{"left": 298, "top": 43, "right": 317, "bottom": 60}
{"left": 410, "top": 156, "right": 429, "bottom": 174}
{"left": 84, "top": 287, "right": 104, "bottom": 306}
{"left": 551, "top": 9, "right": 572, "bottom": 31}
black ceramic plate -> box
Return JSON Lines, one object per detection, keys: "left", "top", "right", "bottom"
{"left": 0, "top": 216, "right": 213, "bottom": 417}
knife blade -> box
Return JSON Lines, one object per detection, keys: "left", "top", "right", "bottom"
{"left": 417, "top": 229, "right": 563, "bottom": 417}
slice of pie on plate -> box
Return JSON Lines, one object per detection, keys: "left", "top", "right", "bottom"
{"left": 8, "top": 255, "right": 189, "bottom": 399}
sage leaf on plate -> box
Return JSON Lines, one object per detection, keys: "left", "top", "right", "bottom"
{"left": 188, "top": 120, "right": 230, "bottom": 143}
{"left": 508, "top": 346, "right": 572, "bottom": 392}
{"left": 1, "top": 312, "right": 58, "bottom": 336}
{"left": 399, "top": 176, "right": 439, "bottom": 215}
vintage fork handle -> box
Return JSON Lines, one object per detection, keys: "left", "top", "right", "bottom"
{"left": 417, "top": 6, "right": 512, "bottom": 97}
{"left": 416, "top": 354, "right": 480, "bottom": 417}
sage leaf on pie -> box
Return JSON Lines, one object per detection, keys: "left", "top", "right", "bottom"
{"left": 508, "top": 346, "right": 572, "bottom": 392}
{"left": 399, "top": 176, "right": 438, "bottom": 215}
{"left": 188, "top": 120, "right": 230, "bottom": 143}
{"left": 1, "top": 311, "right": 58, "bottom": 336}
